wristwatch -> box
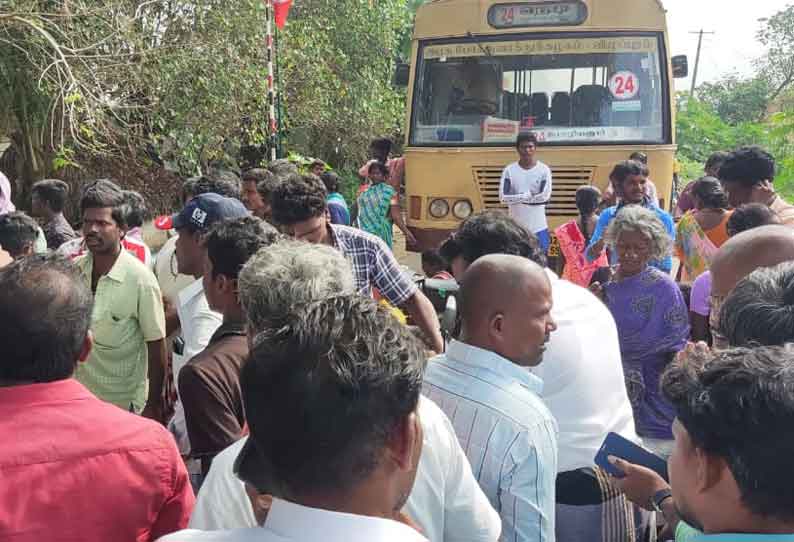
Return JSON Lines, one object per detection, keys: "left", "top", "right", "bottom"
{"left": 650, "top": 488, "right": 673, "bottom": 513}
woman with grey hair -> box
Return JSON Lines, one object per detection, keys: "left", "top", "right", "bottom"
{"left": 596, "top": 205, "right": 689, "bottom": 459}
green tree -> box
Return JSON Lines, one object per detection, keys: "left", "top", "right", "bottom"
{"left": 757, "top": 4, "right": 794, "bottom": 103}
{"left": 1, "top": 0, "right": 413, "bottom": 208}
{"left": 279, "top": 0, "right": 410, "bottom": 170}
{"left": 697, "top": 74, "right": 771, "bottom": 124}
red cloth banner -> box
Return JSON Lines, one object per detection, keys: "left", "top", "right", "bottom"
{"left": 274, "top": 0, "right": 293, "bottom": 29}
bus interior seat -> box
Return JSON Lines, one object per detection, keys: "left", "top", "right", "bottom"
{"left": 530, "top": 92, "right": 549, "bottom": 125}
{"left": 572, "top": 85, "right": 612, "bottom": 126}
{"left": 436, "top": 127, "right": 464, "bottom": 142}
{"left": 518, "top": 95, "right": 531, "bottom": 120}
{"left": 551, "top": 92, "right": 571, "bottom": 125}
{"left": 530, "top": 92, "right": 549, "bottom": 124}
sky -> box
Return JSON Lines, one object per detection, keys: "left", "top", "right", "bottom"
{"left": 664, "top": 0, "right": 791, "bottom": 90}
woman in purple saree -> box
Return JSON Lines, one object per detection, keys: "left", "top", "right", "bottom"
{"left": 594, "top": 205, "right": 690, "bottom": 459}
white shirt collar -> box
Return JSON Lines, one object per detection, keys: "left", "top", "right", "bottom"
{"left": 265, "top": 498, "right": 427, "bottom": 542}
{"left": 445, "top": 340, "right": 544, "bottom": 395}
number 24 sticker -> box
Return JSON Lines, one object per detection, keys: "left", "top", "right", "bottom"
{"left": 609, "top": 71, "right": 639, "bottom": 100}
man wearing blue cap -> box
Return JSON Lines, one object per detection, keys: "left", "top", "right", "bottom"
{"left": 165, "top": 193, "right": 249, "bottom": 470}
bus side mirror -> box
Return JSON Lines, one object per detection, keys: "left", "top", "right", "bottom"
{"left": 394, "top": 63, "right": 410, "bottom": 87}
{"left": 672, "top": 55, "right": 688, "bottom": 78}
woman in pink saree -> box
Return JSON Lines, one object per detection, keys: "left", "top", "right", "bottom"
{"left": 555, "top": 186, "right": 608, "bottom": 287}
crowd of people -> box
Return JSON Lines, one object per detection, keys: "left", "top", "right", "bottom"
{"left": 1, "top": 134, "right": 794, "bottom": 542}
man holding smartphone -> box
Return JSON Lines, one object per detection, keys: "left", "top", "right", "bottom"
{"left": 610, "top": 345, "right": 794, "bottom": 541}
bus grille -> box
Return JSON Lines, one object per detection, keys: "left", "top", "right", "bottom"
{"left": 474, "top": 166, "right": 595, "bottom": 216}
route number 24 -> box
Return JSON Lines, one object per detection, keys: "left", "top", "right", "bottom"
{"left": 609, "top": 71, "right": 639, "bottom": 100}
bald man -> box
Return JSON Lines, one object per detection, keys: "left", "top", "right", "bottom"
{"left": 710, "top": 225, "right": 794, "bottom": 349}
{"left": 423, "top": 254, "right": 559, "bottom": 542}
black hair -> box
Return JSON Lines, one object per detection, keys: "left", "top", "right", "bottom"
{"left": 267, "top": 159, "right": 300, "bottom": 180}
{"left": 610, "top": 160, "right": 649, "bottom": 200}
{"left": 718, "top": 262, "right": 794, "bottom": 347}
{"left": 0, "top": 212, "right": 39, "bottom": 257}
{"left": 0, "top": 253, "right": 93, "bottom": 383}
{"left": 691, "top": 176, "right": 729, "bottom": 210}
{"left": 241, "top": 295, "right": 425, "bottom": 497}
{"left": 662, "top": 345, "right": 794, "bottom": 522}
{"left": 368, "top": 161, "right": 390, "bottom": 177}
{"left": 182, "top": 177, "right": 200, "bottom": 203}
{"left": 242, "top": 168, "right": 274, "bottom": 184}
{"left": 271, "top": 173, "right": 328, "bottom": 225}
{"left": 705, "top": 151, "right": 730, "bottom": 174}
{"left": 320, "top": 171, "right": 341, "bottom": 194}
{"left": 192, "top": 174, "right": 242, "bottom": 200}
{"left": 370, "top": 138, "right": 392, "bottom": 156}
{"left": 575, "top": 186, "right": 601, "bottom": 244}
{"left": 122, "top": 190, "right": 149, "bottom": 229}
{"left": 206, "top": 216, "right": 280, "bottom": 280}
{"left": 629, "top": 151, "right": 648, "bottom": 164}
{"left": 421, "top": 249, "right": 449, "bottom": 273}
{"left": 243, "top": 168, "right": 280, "bottom": 202}
{"left": 31, "top": 179, "right": 70, "bottom": 214}
{"left": 442, "top": 211, "right": 546, "bottom": 268}
{"left": 719, "top": 146, "right": 776, "bottom": 186}
{"left": 516, "top": 132, "right": 539, "bottom": 149}
{"left": 726, "top": 203, "right": 780, "bottom": 237}
{"left": 610, "top": 160, "right": 649, "bottom": 187}
{"left": 79, "top": 179, "right": 127, "bottom": 228}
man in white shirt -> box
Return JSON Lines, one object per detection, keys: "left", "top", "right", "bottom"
{"left": 165, "top": 194, "right": 248, "bottom": 458}
{"left": 499, "top": 132, "right": 553, "bottom": 251}
{"left": 160, "top": 294, "right": 429, "bottom": 542}
{"left": 441, "top": 211, "right": 652, "bottom": 542}
{"left": 188, "top": 240, "right": 501, "bottom": 542}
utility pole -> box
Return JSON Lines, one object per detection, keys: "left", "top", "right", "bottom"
{"left": 689, "top": 29, "right": 715, "bottom": 99}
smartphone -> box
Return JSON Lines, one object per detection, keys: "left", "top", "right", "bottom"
{"left": 173, "top": 336, "right": 185, "bottom": 357}
{"left": 594, "top": 432, "right": 669, "bottom": 482}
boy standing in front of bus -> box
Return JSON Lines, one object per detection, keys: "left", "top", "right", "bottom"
{"left": 499, "top": 132, "right": 554, "bottom": 251}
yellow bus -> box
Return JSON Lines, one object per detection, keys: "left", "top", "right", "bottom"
{"left": 400, "top": 0, "right": 688, "bottom": 251}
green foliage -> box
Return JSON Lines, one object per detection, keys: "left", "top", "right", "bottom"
{"left": 757, "top": 4, "right": 794, "bottom": 102}
{"left": 676, "top": 95, "right": 794, "bottom": 200}
{"left": 697, "top": 75, "right": 771, "bottom": 124}
{"left": 279, "top": 0, "right": 410, "bottom": 171}
{"left": 676, "top": 97, "right": 763, "bottom": 162}
{"left": 1, "top": 0, "right": 413, "bottom": 211}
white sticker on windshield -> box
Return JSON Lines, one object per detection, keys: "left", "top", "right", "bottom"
{"left": 612, "top": 100, "right": 642, "bottom": 112}
{"left": 608, "top": 71, "right": 640, "bottom": 100}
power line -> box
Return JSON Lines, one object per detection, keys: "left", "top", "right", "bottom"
{"left": 689, "top": 29, "right": 716, "bottom": 98}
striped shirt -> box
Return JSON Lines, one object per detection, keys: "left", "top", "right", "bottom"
{"left": 423, "top": 340, "right": 558, "bottom": 542}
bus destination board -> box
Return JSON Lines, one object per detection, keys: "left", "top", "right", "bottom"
{"left": 488, "top": 1, "right": 588, "bottom": 28}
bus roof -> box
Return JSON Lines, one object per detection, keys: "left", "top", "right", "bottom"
{"left": 414, "top": 0, "right": 669, "bottom": 40}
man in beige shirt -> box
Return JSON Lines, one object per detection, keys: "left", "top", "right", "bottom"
{"left": 719, "top": 146, "right": 794, "bottom": 225}
{"left": 74, "top": 179, "right": 167, "bottom": 421}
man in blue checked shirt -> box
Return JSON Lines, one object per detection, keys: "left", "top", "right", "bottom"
{"left": 423, "top": 254, "right": 559, "bottom": 542}
{"left": 270, "top": 173, "right": 444, "bottom": 353}
{"left": 586, "top": 159, "right": 675, "bottom": 274}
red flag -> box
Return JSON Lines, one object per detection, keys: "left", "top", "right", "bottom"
{"left": 274, "top": 0, "right": 292, "bottom": 29}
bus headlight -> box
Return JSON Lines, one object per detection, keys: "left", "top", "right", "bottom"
{"left": 452, "top": 200, "right": 473, "bottom": 219}
{"left": 429, "top": 198, "right": 450, "bottom": 218}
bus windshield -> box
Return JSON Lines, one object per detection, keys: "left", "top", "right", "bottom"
{"left": 410, "top": 33, "right": 667, "bottom": 146}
